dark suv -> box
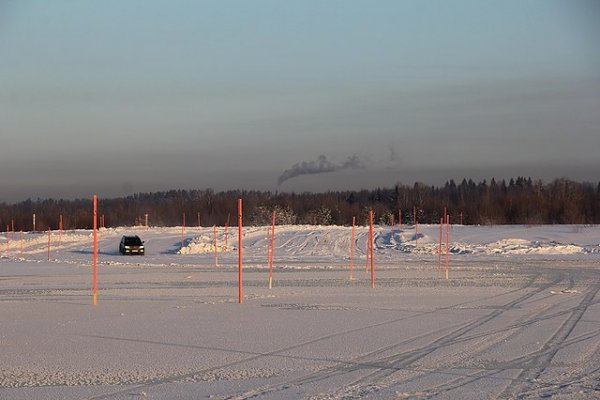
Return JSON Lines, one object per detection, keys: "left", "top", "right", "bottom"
{"left": 119, "top": 235, "right": 145, "bottom": 255}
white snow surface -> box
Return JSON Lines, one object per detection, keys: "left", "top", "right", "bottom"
{"left": 1, "top": 224, "right": 600, "bottom": 399}
{"left": 2, "top": 224, "right": 598, "bottom": 266}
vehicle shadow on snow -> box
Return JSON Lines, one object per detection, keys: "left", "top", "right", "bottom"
{"left": 70, "top": 249, "right": 123, "bottom": 256}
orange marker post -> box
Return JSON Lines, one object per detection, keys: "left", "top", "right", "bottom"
{"left": 350, "top": 216, "right": 355, "bottom": 280}
{"left": 369, "top": 210, "right": 375, "bottom": 288}
{"left": 445, "top": 214, "right": 449, "bottom": 280}
{"left": 47, "top": 227, "right": 51, "bottom": 261}
{"left": 93, "top": 195, "right": 98, "bottom": 305}
{"left": 238, "top": 199, "right": 243, "bottom": 304}
{"left": 213, "top": 224, "right": 218, "bottom": 267}
{"left": 438, "top": 217, "right": 443, "bottom": 273}
{"left": 269, "top": 211, "right": 275, "bottom": 288}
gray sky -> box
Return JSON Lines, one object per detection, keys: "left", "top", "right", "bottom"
{"left": 1, "top": 0, "right": 599, "bottom": 202}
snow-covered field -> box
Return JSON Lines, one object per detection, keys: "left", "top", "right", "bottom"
{"left": 1, "top": 224, "right": 600, "bottom": 399}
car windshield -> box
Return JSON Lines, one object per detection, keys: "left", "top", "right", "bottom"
{"left": 124, "top": 237, "right": 142, "bottom": 245}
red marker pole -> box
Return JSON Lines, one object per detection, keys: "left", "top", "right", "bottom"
{"left": 369, "top": 210, "right": 375, "bottom": 288}
{"left": 238, "top": 199, "right": 243, "bottom": 304}
{"left": 93, "top": 195, "right": 98, "bottom": 305}
{"left": 445, "top": 214, "right": 449, "bottom": 280}
{"left": 349, "top": 216, "right": 355, "bottom": 280}
{"left": 269, "top": 211, "right": 275, "bottom": 288}
{"left": 47, "top": 227, "right": 51, "bottom": 261}
{"left": 438, "top": 217, "right": 443, "bottom": 273}
{"left": 213, "top": 224, "right": 218, "bottom": 267}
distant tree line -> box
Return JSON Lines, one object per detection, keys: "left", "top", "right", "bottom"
{"left": 1, "top": 177, "right": 599, "bottom": 231}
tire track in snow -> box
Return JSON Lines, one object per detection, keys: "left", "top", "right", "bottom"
{"left": 81, "top": 275, "right": 543, "bottom": 400}
{"left": 302, "top": 271, "right": 566, "bottom": 399}
{"left": 219, "top": 272, "right": 559, "bottom": 399}
{"left": 499, "top": 279, "right": 600, "bottom": 398}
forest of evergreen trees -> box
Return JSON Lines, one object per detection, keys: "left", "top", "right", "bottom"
{"left": 1, "top": 177, "right": 599, "bottom": 231}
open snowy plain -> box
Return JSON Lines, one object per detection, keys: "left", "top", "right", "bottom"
{"left": 1, "top": 224, "right": 600, "bottom": 399}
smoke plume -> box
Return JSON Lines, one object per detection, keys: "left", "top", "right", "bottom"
{"left": 277, "top": 154, "right": 365, "bottom": 186}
